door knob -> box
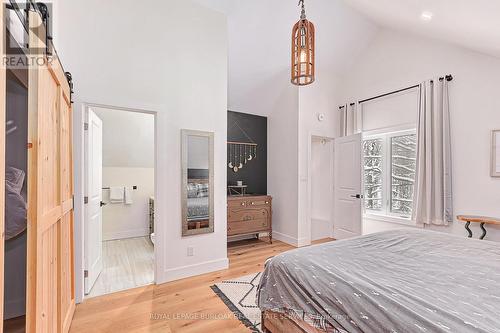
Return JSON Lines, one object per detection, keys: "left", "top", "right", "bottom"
{"left": 350, "top": 194, "right": 363, "bottom": 199}
{"left": 100, "top": 201, "right": 107, "bottom": 207}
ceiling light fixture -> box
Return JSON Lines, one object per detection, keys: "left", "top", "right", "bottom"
{"left": 291, "top": 0, "right": 315, "bottom": 86}
{"left": 421, "top": 11, "right": 433, "bottom": 21}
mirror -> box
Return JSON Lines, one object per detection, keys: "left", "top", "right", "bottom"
{"left": 181, "top": 130, "right": 215, "bottom": 236}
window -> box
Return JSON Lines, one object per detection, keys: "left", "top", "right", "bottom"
{"left": 363, "top": 129, "right": 416, "bottom": 220}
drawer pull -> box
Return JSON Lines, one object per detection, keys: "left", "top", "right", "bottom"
{"left": 251, "top": 202, "right": 255, "bottom": 205}
{"left": 241, "top": 202, "right": 246, "bottom": 206}
{"left": 265, "top": 201, "right": 269, "bottom": 204}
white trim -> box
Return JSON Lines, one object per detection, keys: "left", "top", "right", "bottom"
{"left": 272, "top": 231, "right": 300, "bottom": 247}
{"left": 102, "top": 228, "right": 150, "bottom": 241}
{"left": 162, "top": 258, "right": 229, "bottom": 282}
{"left": 74, "top": 102, "right": 159, "bottom": 304}
{"left": 364, "top": 213, "right": 417, "bottom": 227}
{"left": 73, "top": 103, "right": 85, "bottom": 304}
{"left": 491, "top": 130, "right": 500, "bottom": 177}
{"left": 362, "top": 127, "right": 416, "bottom": 220}
{"left": 305, "top": 133, "right": 335, "bottom": 247}
{"left": 363, "top": 123, "right": 416, "bottom": 138}
{"left": 297, "top": 237, "right": 310, "bottom": 248}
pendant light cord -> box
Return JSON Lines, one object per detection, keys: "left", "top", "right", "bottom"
{"left": 298, "top": 0, "right": 306, "bottom": 19}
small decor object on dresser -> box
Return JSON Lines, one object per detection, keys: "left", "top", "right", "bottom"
{"left": 227, "top": 195, "right": 272, "bottom": 244}
{"left": 491, "top": 130, "right": 500, "bottom": 177}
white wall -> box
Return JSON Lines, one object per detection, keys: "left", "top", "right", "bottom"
{"left": 210, "top": 0, "right": 377, "bottom": 246}
{"left": 341, "top": 29, "right": 500, "bottom": 241}
{"left": 295, "top": 0, "right": 377, "bottom": 246}
{"left": 94, "top": 108, "right": 155, "bottom": 168}
{"left": 222, "top": 0, "right": 301, "bottom": 245}
{"left": 54, "top": 0, "right": 228, "bottom": 302}
{"left": 102, "top": 167, "right": 154, "bottom": 241}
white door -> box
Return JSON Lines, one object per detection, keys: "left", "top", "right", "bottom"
{"left": 84, "top": 110, "right": 103, "bottom": 294}
{"left": 334, "top": 133, "right": 362, "bottom": 239}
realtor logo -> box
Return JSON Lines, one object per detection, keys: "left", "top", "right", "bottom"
{"left": 3, "top": 1, "right": 55, "bottom": 68}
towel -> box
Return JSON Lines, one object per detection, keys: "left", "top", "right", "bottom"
{"left": 124, "top": 187, "right": 133, "bottom": 205}
{"left": 109, "top": 186, "right": 124, "bottom": 203}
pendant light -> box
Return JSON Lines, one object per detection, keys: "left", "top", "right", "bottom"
{"left": 291, "top": 0, "right": 315, "bottom": 86}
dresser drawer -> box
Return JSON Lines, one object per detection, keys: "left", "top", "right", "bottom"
{"left": 227, "top": 219, "right": 270, "bottom": 236}
{"left": 228, "top": 196, "right": 271, "bottom": 209}
{"left": 228, "top": 207, "right": 270, "bottom": 223}
{"left": 228, "top": 199, "right": 250, "bottom": 208}
{"left": 247, "top": 198, "right": 271, "bottom": 207}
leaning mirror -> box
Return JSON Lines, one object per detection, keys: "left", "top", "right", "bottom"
{"left": 181, "top": 130, "right": 215, "bottom": 236}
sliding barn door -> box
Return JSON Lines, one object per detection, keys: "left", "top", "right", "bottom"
{"left": 0, "top": 4, "right": 6, "bottom": 331}
{"left": 27, "top": 11, "right": 75, "bottom": 333}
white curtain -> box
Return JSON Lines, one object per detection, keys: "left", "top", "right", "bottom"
{"left": 339, "top": 103, "right": 358, "bottom": 137}
{"left": 339, "top": 104, "right": 348, "bottom": 137}
{"left": 412, "top": 78, "right": 453, "bottom": 225}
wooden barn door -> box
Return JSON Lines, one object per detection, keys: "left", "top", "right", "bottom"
{"left": 26, "top": 10, "right": 75, "bottom": 333}
{"left": 0, "top": 3, "right": 6, "bottom": 331}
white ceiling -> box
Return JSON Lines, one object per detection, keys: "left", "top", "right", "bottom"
{"left": 195, "top": 0, "right": 500, "bottom": 59}
{"left": 344, "top": 0, "right": 500, "bottom": 58}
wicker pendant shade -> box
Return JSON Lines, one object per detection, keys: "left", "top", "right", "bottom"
{"left": 291, "top": 0, "right": 315, "bottom": 86}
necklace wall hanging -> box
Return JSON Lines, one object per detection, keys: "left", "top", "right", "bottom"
{"left": 227, "top": 142, "right": 257, "bottom": 173}
{"left": 227, "top": 120, "right": 258, "bottom": 173}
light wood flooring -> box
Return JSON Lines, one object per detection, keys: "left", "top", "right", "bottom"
{"left": 87, "top": 237, "right": 155, "bottom": 298}
{"left": 71, "top": 237, "right": 333, "bottom": 333}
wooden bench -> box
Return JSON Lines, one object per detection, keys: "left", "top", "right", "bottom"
{"left": 457, "top": 215, "right": 500, "bottom": 240}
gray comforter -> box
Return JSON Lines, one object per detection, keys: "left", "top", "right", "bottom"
{"left": 257, "top": 229, "right": 500, "bottom": 333}
{"left": 187, "top": 197, "right": 209, "bottom": 221}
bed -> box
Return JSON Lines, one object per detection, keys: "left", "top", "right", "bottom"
{"left": 187, "top": 196, "right": 209, "bottom": 221}
{"left": 186, "top": 176, "right": 210, "bottom": 229}
{"left": 257, "top": 229, "right": 500, "bottom": 333}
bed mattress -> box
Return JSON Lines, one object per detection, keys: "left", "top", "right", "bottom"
{"left": 257, "top": 229, "right": 500, "bottom": 333}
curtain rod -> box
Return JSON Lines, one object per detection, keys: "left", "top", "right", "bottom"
{"left": 356, "top": 74, "right": 453, "bottom": 105}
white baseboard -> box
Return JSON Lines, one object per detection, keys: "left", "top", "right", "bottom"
{"left": 159, "top": 257, "right": 229, "bottom": 283}
{"left": 103, "top": 228, "right": 150, "bottom": 241}
{"left": 296, "top": 237, "right": 310, "bottom": 247}
{"left": 272, "top": 231, "right": 299, "bottom": 246}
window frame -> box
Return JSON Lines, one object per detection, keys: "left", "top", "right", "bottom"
{"left": 362, "top": 126, "right": 417, "bottom": 225}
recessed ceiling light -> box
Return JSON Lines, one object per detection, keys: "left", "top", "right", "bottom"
{"left": 421, "top": 11, "right": 433, "bottom": 21}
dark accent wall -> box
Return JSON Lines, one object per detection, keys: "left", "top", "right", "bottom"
{"left": 227, "top": 111, "right": 267, "bottom": 195}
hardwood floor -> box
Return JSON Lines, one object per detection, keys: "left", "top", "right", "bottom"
{"left": 70, "top": 237, "right": 334, "bottom": 333}
{"left": 88, "top": 237, "right": 154, "bottom": 298}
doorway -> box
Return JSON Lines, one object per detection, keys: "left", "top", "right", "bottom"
{"left": 309, "top": 136, "right": 334, "bottom": 241}
{"left": 83, "top": 105, "right": 156, "bottom": 298}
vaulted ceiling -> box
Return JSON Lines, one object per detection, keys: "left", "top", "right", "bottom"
{"left": 195, "top": 0, "right": 500, "bottom": 59}
{"left": 344, "top": 0, "right": 500, "bottom": 58}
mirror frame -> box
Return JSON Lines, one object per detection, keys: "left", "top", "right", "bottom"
{"left": 181, "top": 129, "right": 215, "bottom": 236}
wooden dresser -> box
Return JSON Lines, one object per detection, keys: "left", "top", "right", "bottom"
{"left": 227, "top": 195, "right": 272, "bottom": 243}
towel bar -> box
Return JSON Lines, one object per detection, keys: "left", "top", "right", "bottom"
{"left": 102, "top": 186, "right": 138, "bottom": 190}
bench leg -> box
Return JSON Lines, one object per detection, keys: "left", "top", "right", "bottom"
{"left": 465, "top": 221, "right": 473, "bottom": 238}
{"left": 480, "top": 222, "right": 487, "bottom": 240}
